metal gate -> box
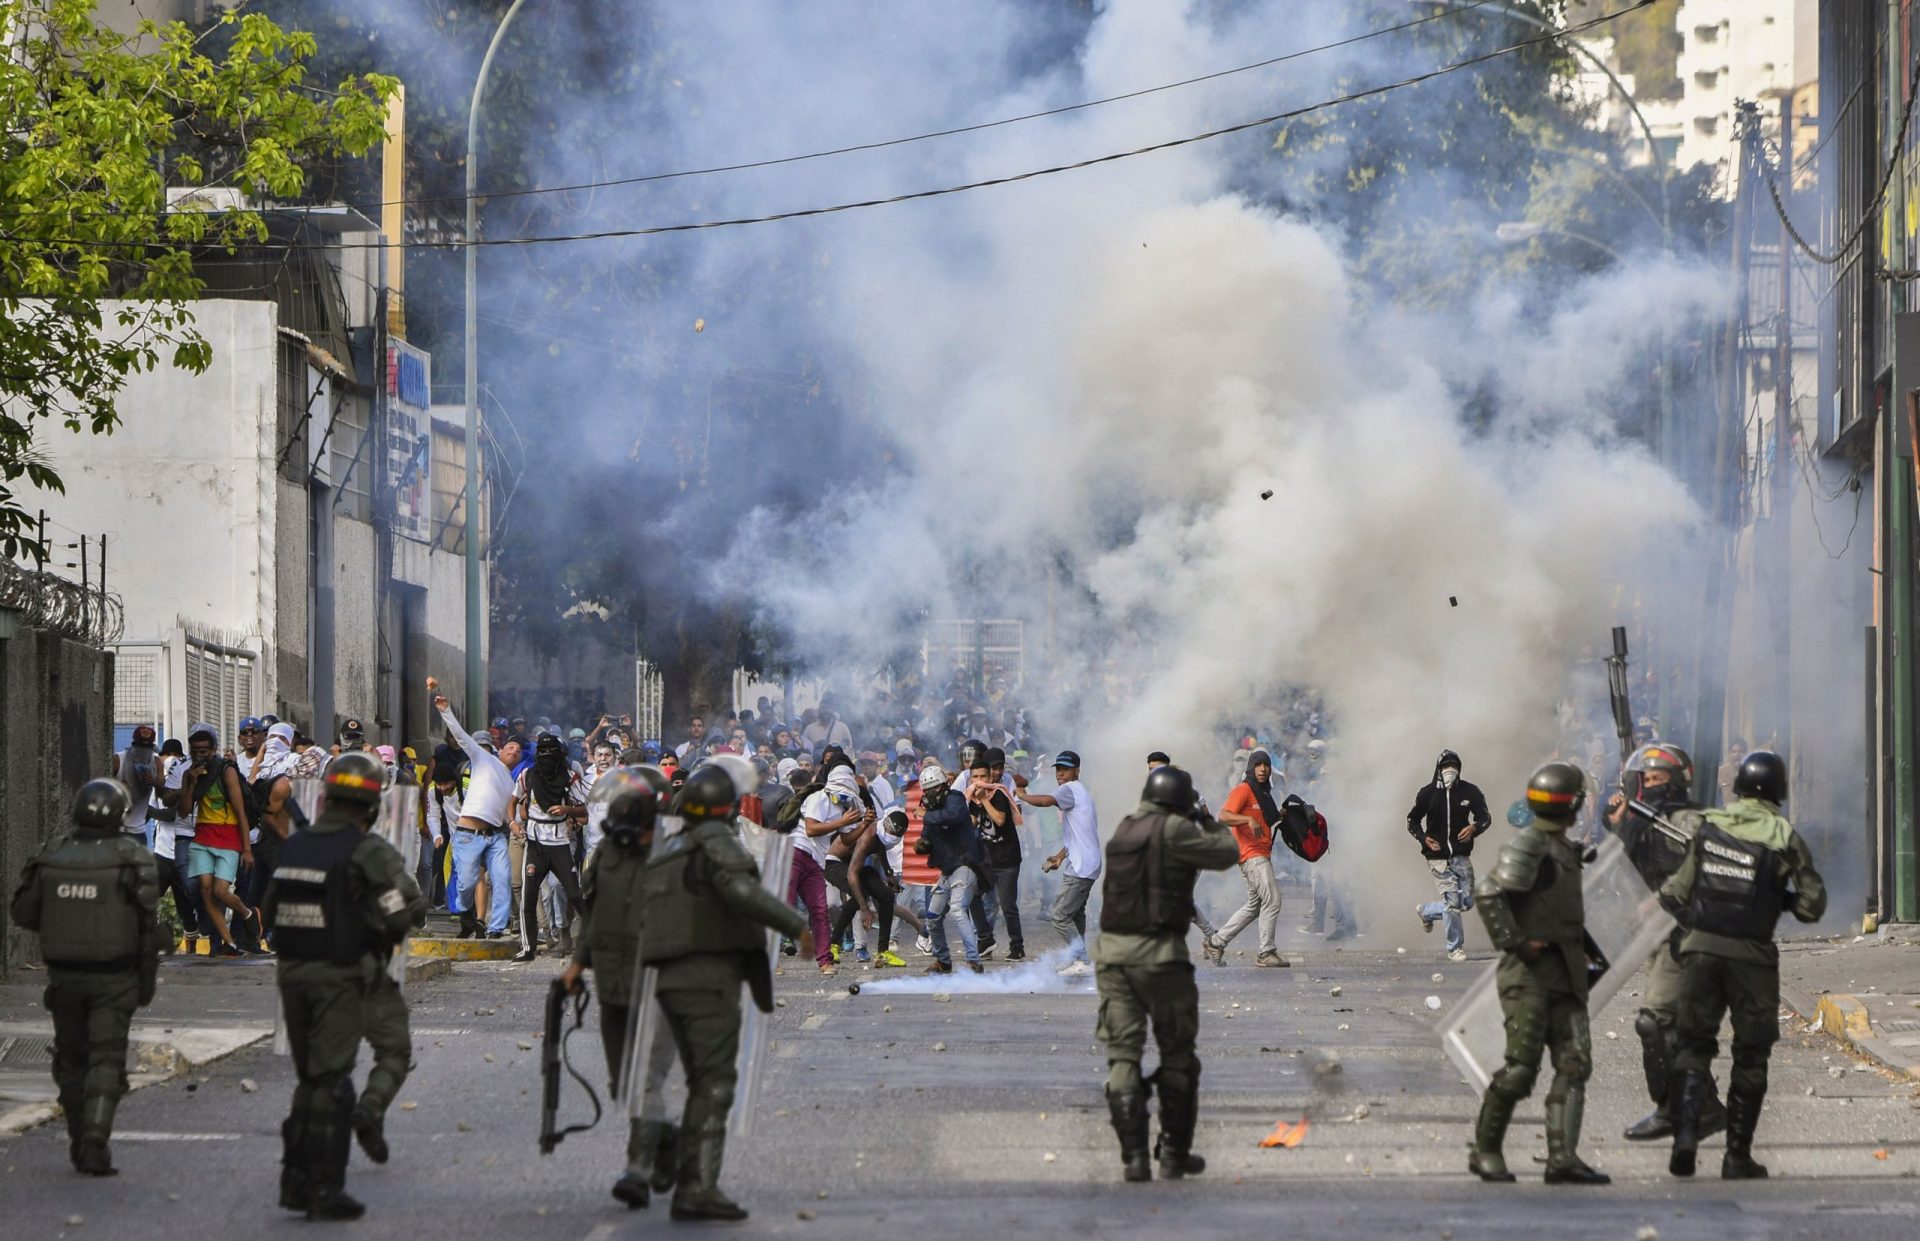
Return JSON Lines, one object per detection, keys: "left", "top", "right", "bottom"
{"left": 924, "top": 619, "right": 1025, "bottom": 690}
{"left": 112, "top": 628, "right": 257, "bottom": 742}
{"left": 634, "top": 658, "right": 664, "bottom": 743}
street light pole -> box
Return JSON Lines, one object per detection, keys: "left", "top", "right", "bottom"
{"left": 463, "top": 0, "right": 531, "bottom": 724}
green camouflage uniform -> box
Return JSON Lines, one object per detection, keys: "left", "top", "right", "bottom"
{"left": 9, "top": 828, "right": 160, "bottom": 1172}
{"left": 1658, "top": 797, "right": 1825, "bottom": 1176}
{"left": 640, "top": 818, "right": 804, "bottom": 1220}
{"left": 357, "top": 866, "right": 427, "bottom": 1136}
{"left": 1470, "top": 824, "right": 1599, "bottom": 1181}
{"left": 263, "top": 810, "right": 419, "bottom": 1215}
{"left": 1093, "top": 802, "right": 1238, "bottom": 1179}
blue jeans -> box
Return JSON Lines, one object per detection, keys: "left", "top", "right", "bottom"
{"left": 927, "top": 867, "right": 981, "bottom": 966}
{"left": 453, "top": 828, "right": 512, "bottom": 933}
{"left": 1418, "top": 855, "right": 1475, "bottom": 952}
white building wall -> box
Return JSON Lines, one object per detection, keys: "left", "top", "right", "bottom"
{"left": 48, "top": 298, "right": 279, "bottom": 672}
{"left": 333, "top": 517, "right": 381, "bottom": 725}
{"left": 1672, "top": 0, "right": 1813, "bottom": 193}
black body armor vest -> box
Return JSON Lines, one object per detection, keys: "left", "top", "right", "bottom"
{"left": 271, "top": 825, "right": 371, "bottom": 965}
{"left": 1099, "top": 810, "right": 1196, "bottom": 936}
{"left": 1686, "top": 822, "right": 1785, "bottom": 942}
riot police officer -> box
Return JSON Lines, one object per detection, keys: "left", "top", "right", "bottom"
{"left": 1660, "top": 750, "right": 1825, "bottom": 1180}
{"left": 1094, "top": 766, "right": 1238, "bottom": 1182}
{"left": 352, "top": 824, "right": 428, "bottom": 1165}
{"left": 9, "top": 779, "right": 161, "bottom": 1175}
{"left": 1467, "top": 761, "right": 1609, "bottom": 1186}
{"left": 263, "top": 752, "right": 423, "bottom": 1221}
{"left": 1603, "top": 743, "right": 1726, "bottom": 1141}
{"left": 640, "top": 762, "right": 806, "bottom": 1222}
{"left": 558, "top": 766, "right": 679, "bottom": 1209}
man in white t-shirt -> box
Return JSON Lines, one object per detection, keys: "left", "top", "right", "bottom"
{"left": 792, "top": 764, "right": 864, "bottom": 976}
{"left": 1017, "top": 750, "right": 1100, "bottom": 975}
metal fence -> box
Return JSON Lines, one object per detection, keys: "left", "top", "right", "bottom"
{"left": 634, "top": 658, "right": 664, "bottom": 742}
{"left": 183, "top": 633, "right": 255, "bottom": 734}
{"left": 0, "top": 557, "right": 124, "bottom": 646}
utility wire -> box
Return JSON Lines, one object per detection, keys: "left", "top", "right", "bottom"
{"left": 1758, "top": 46, "right": 1920, "bottom": 267}
{"left": 0, "top": 0, "right": 1513, "bottom": 224}
{"left": 0, "top": 1, "right": 1654, "bottom": 256}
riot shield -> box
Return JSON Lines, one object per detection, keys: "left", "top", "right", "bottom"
{"left": 731, "top": 823, "right": 792, "bottom": 1137}
{"left": 1438, "top": 834, "right": 1674, "bottom": 1094}
{"left": 620, "top": 812, "right": 684, "bottom": 1121}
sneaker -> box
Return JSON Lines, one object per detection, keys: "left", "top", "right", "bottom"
{"left": 1058, "top": 960, "right": 1094, "bottom": 978}
{"left": 819, "top": 962, "right": 837, "bottom": 977}
{"left": 979, "top": 948, "right": 995, "bottom": 961}
{"left": 1201, "top": 936, "right": 1226, "bottom": 967}
{"left": 915, "top": 934, "right": 933, "bottom": 956}
{"left": 1417, "top": 904, "right": 1435, "bottom": 934}
{"left": 830, "top": 944, "right": 842, "bottom": 964}
{"left": 1255, "top": 951, "right": 1290, "bottom": 968}
{"left": 855, "top": 945, "right": 871, "bottom": 963}
{"left": 212, "top": 941, "right": 243, "bottom": 958}
{"left": 1007, "top": 948, "right": 1026, "bottom": 961}
{"left": 875, "top": 950, "right": 906, "bottom": 968}
{"left": 924, "top": 961, "right": 953, "bottom": 974}
{"left": 511, "top": 947, "right": 537, "bottom": 963}
{"left": 781, "top": 937, "right": 797, "bottom": 957}
{"left": 967, "top": 961, "right": 984, "bottom": 974}
{"left": 1447, "top": 948, "right": 1469, "bottom": 962}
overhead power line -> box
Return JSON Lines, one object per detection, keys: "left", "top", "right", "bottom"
{"left": 1, "top": 1, "right": 1655, "bottom": 255}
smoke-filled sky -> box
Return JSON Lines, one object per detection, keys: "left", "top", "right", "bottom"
{"left": 364, "top": 1, "right": 1735, "bottom": 922}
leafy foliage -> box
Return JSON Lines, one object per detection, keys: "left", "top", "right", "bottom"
{"left": 0, "top": 0, "right": 394, "bottom": 561}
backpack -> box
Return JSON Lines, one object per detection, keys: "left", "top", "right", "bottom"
{"left": 1278, "top": 795, "right": 1329, "bottom": 863}
{"left": 773, "top": 782, "right": 822, "bottom": 831}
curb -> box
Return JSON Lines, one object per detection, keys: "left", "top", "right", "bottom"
{"left": 1811, "top": 993, "right": 1920, "bottom": 1081}
{"left": 405, "top": 957, "right": 453, "bottom": 984}
{"left": 0, "top": 1022, "right": 271, "bottom": 1137}
{"left": 409, "top": 938, "right": 519, "bottom": 962}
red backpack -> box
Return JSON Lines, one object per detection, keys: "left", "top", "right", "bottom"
{"left": 1278, "top": 796, "right": 1330, "bottom": 863}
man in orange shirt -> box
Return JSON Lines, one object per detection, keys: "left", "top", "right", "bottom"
{"left": 1201, "top": 749, "right": 1286, "bottom": 967}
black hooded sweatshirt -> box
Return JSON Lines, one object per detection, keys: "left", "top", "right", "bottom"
{"left": 1405, "top": 751, "right": 1491, "bottom": 860}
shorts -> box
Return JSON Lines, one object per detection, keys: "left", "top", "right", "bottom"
{"left": 186, "top": 842, "right": 240, "bottom": 884}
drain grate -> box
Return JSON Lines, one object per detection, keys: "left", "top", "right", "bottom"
{"left": 0, "top": 1035, "right": 55, "bottom": 1067}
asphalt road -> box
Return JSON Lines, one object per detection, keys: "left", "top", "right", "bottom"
{"left": 3, "top": 922, "right": 1918, "bottom": 1241}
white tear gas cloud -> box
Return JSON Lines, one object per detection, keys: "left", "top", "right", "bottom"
{"left": 854, "top": 947, "right": 1095, "bottom": 996}
{"left": 677, "top": 4, "right": 1717, "bottom": 927}
{"left": 353, "top": 1, "right": 1732, "bottom": 928}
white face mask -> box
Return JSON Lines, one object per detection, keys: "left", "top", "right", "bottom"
{"left": 1440, "top": 768, "right": 1459, "bottom": 788}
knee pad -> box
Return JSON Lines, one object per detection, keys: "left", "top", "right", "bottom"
{"left": 1490, "top": 1065, "right": 1537, "bottom": 1102}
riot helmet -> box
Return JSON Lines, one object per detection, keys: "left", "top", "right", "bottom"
{"left": 1623, "top": 742, "right": 1694, "bottom": 803}
{"left": 590, "top": 768, "right": 660, "bottom": 847}
{"left": 673, "top": 764, "right": 739, "bottom": 820}
{"left": 322, "top": 750, "right": 388, "bottom": 806}
{"left": 1732, "top": 750, "right": 1788, "bottom": 804}
{"left": 72, "top": 778, "right": 133, "bottom": 835}
{"left": 957, "top": 738, "right": 986, "bottom": 772}
{"left": 703, "top": 754, "right": 758, "bottom": 802}
{"left": 1142, "top": 765, "right": 1197, "bottom": 814}
{"left": 1524, "top": 761, "right": 1586, "bottom": 825}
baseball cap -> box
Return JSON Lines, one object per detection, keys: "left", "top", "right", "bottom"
{"left": 132, "top": 724, "right": 157, "bottom": 744}
{"left": 238, "top": 716, "right": 264, "bottom": 733}
{"left": 1053, "top": 750, "right": 1082, "bottom": 769}
{"left": 340, "top": 717, "right": 365, "bottom": 740}
{"left": 569, "top": 728, "right": 587, "bottom": 740}
{"left": 492, "top": 717, "right": 510, "bottom": 729}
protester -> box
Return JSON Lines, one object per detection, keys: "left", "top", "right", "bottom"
{"left": 1204, "top": 749, "right": 1287, "bottom": 967}
{"left": 1018, "top": 751, "right": 1099, "bottom": 976}
{"left": 1407, "top": 749, "right": 1491, "bottom": 963}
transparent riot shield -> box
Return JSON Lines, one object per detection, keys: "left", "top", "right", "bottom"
{"left": 375, "top": 785, "right": 422, "bottom": 987}
{"left": 730, "top": 824, "right": 792, "bottom": 1138}
{"left": 621, "top": 812, "right": 684, "bottom": 1121}
{"left": 1438, "top": 834, "right": 1675, "bottom": 1094}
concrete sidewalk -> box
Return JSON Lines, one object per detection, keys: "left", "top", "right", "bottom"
{"left": 1778, "top": 927, "right": 1920, "bottom": 1080}
{"left": 0, "top": 949, "right": 453, "bottom": 1135}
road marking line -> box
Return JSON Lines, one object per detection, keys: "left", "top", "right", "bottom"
{"left": 580, "top": 1224, "right": 617, "bottom": 1241}
{"left": 111, "top": 1132, "right": 243, "bottom": 1141}
{"left": 799, "top": 1013, "right": 829, "bottom": 1031}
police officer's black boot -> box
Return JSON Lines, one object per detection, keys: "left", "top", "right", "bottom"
{"left": 61, "top": 1093, "right": 83, "bottom": 1170}
{"left": 670, "top": 1114, "right": 748, "bottom": 1222}
{"left": 1467, "top": 1088, "right": 1518, "bottom": 1182}
{"left": 73, "top": 1096, "right": 117, "bottom": 1177}
{"left": 305, "top": 1084, "right": 367, "bottom": 1221}
{"left": 1720, "top": 1084, "right": 1769, "bottom": 1180}
{"left": 1150, "top": 1071, "right": 1206, "bottom": 1179}
{"left": 651, "top": 1123, "right": 680, "bottom": 1195}
{"left": 279, "top": 1117, "right": 311, "bottom": 1211}
{"left": 1667, "top": 1068, "right": 1709, "bottom": 1178}
{"left": 1105, "top": 1085, "right": 1151, "bottom": 1183}
{"left": 1542, "top": 1085, "right": 1610, "bottom": 1185}
{"left": 1699, "top": 1076, "right": 1728, "bottom": 1139}
{"left": 350, "top": 1099, "right": 389, "bottom": 1164}
{"left": 1624, "top": 1011, "right": 1673, "bottom": 1140}
{"left": 612, "top": 1120, "right": 665, "bottom": 1209}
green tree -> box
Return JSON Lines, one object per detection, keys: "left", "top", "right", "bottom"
{"left": 0, "top": 0, "right": 395, "bottom": 561}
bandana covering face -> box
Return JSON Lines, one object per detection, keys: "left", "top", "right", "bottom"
{"left": 252, "top": 723, "right": 299, "bottom": 782}
{"left": 531, "top": 737, "right": 573, "bottom": 810}
{"left": 1243, "top": 749, "right": 1282, "bottom": 833}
